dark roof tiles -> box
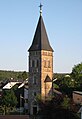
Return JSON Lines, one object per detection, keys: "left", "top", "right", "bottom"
{"left": 28, "top": 15, "right": 53, "bottom": 52}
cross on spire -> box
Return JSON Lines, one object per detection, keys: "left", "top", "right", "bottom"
{"left": 39, "top": 3, "right": 43, "bottom": 16}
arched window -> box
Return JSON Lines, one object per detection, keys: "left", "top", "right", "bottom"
{"left": 34, "top": 92, "right": 36, "bottom": 96}
{"left": 44, "top": 60, "right": 47, "bottom": 68}
{"left": 48, "top": 60, "right": 51, "bottom": 68}
{"left": 32, "top": 60, "right": 35, "bottom": 67}
{"left": 37, "top": 60, "right": 39, "bottom": 67}
{"left": 33, "top": 76, "right": 36, "bottom": 84}
{"left": 30, "top": 60, "right": 32, "bottom": 67}
{"left": 35, "top": 60, "right": 39, "bottom": 67}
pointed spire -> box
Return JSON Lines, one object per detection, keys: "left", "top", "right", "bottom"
{"left": 28, "top": 4, "right": 53, "bottom": 52}
{"left": 39, "top": 3, "right": 43, "bottom": 16}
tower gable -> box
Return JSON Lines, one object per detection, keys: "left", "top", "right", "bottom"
{"left": 44, "top": 75, "right": 52, "bottom": 82}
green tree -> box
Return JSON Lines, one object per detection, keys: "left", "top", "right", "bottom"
{"left": 71, "top": 63, "right": 82, "bottom": 87}
{"left": 17, "top": 71, "right": 28, "bottom": 80}
{"left": 61, "top": 96, "right": 70, "bottom": 109}
{"left": 60, "top": 75, "right": 75, "bottom": 88}
{"left": 37, "top": 95, "right": 79, "bottom": 119}
{"left": 22, "top": 71, "right": 27, "bottom": 80}
{"left": 2, "top": 90, "right": 18, "bottom": 114}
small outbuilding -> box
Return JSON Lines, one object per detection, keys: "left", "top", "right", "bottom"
{"left": 73, "top": 91, "right": 82, "bottom": 104}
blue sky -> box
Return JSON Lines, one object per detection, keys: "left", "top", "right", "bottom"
{"left": 0, "top": 0, "right": 82, "bottom": 73}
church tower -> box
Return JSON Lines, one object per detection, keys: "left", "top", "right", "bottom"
{"left": 28, "top": 4, "right": 53, "bottom": 115}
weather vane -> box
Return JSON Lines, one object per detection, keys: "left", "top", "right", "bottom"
{"left": 39, "top": 3, "right": 43, "bottom": 15}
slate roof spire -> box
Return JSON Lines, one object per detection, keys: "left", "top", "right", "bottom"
{"left": 28, "top": 4, "right": 53, "bottom": 52}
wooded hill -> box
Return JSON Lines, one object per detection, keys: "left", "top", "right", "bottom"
{"left": 0, "top": 70, "right": 69, "bottom": 81}
{"left": 0, "top": 70, "right": 24, "bottom": 81}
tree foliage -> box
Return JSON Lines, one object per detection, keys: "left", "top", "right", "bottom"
{"left": 61, "top": 96, "right": 70, "bottom": 109}
{"left": 53, "top": 73, "right": 69, "bottom": 80}
{"left": 1, "top": 90, "right": 18, "bottom": 114}
{"left": 37, "top": 95, "right": 79, "bottom": 119}
{"left": 2, "top": 90, "right": 18, "bottom": 107}
{"left": 22, "top": 71, "right": 28, "bottom": 80}
{"left": 71, "top": 63, "right": 82, "bottom": 87}
{"left": 0, "top": 70, "right": 28, "bottom": 81}
{"left": 71, "top": 63, "right": 82, "bottom": 79}
{"left": 53, "top": 63, "right": 82, "bottom": 96}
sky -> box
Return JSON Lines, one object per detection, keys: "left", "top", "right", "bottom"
{"left": 0, "top": 0, "right": 82, "bottom": 73}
